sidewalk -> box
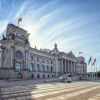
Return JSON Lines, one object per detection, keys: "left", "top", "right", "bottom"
{"left": 0, "top": 87, "right": 2, "bottom": 100}
{"left": 1, "top": 79, "right": 100, "bottom": 87}
{"left": 0, "top": 79, "right": 44, "bottom": 87}
{"left": 0, "top": 78, "right": 57, "bottom": 87}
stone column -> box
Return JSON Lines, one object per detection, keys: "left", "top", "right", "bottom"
{"left": 72, "top": 62, "right": 74, "bottom": 74}
{"left": 66, "top": 61, "right": 67, "bottom": 73}
{"left": 68, "top": 61, "right": 69, "bottom": 73}
{"left": 69, "top": 61, "right": 71, "bottom": 75}
{"left": 70, "top": 62, "right": 71, "bottom": 73}
{"left": 61, "top": 59, "right": 63, "bottom": 74}
{"left": 65, "top": 60, "right": 66, "bottom": 74}
{"left": 25, "top": 51, "right": 28, "bottom": 69}
{"left": 73, "top": 62, "right": 75, "bottom": 74}
{"left": 63, "top": 60, "right": 64, "bottom": 74}
{"left": 74, "top": 62, "right": 76, "bottom": 75}
{"left": 72, "top": 62, "right": 74, "bottom": 75}
{"left": 62, "top": 60, "right": 64, "bottom": 73}
{"left": 10, "top": 47, "right": 14, "bottom": 68}
{"left": 71, "top": 62, "right": 72, "bottom": 75}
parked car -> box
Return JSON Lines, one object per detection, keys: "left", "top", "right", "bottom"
{"left": 58, "top": 76, "right": 72, "bottom": 83}
{"left": 44, "top": 78, "right": 58, "bottom": 83}
{"left": 44, "top": 76, "right": 72, "bottom": 83}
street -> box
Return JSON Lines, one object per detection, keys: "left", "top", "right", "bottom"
{"left": 0, "top": 81, "right": 100, "bottom": 100}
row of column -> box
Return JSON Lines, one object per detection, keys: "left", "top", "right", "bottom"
{"left": 61, "top": 59, "right": 76, "bottom": 75}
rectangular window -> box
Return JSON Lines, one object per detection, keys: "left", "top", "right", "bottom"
{"left": 15, "top": 62, "right": 21, "bottom": 71}
{"left": 37, "top": 57, "right": 39, "bottom": 62}
{"left": 42, "top": 59, "right": 45, "bottom": 63}
{"left": 31, "top": 56, "right": 33, "bottom": 61}
{"left": 51, "top": 66, "right": 53, "bottom": 73}
{"left": 47, "top": 65, "right": 49, "bottom": 72}
{"left": 51, "top": 60, "right": 53, "bottom": 64}
{"left": 37, "top": 64, "right": 40, "bottom": 71}
{"left": 47, "top": 60, "right": 49, "bottom": 64}
{"left": 29, "top": 63, "right": 34, "bottom": 71}
{"left": 30, "top": 53, "right": 34, "bottom": 61}
{"left": 42, "top": 65, "right": 45, "bottom": 72}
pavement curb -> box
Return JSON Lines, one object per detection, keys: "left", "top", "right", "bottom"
{"left": 0, "top": 87, "right": 2, "bottom": 100}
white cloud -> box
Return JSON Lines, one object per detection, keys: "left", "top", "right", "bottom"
{"left": 21, "top": 1, "right": 62, "bottom": 34}
{"left": 0, "top": 20, "right": 8, "bottom": 34}
{"left": 13, "top": 0, "right": 28, "bottom": 21}
{"left": 14, "top": 1, "right": 62, "bottom": 48}
{"left": 25, "top": 13, "right": 87, "bottom": 50}
{"left": 95, "top": 53, "right": 100, "bottom": 57}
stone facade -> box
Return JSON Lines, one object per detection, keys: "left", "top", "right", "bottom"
{"left": 0, "top": 24, "right": 87, "bottom": 79}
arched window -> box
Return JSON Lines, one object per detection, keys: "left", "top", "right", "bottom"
{"left": 16, "top": 51, "right": 23, "bottom": 58}
{"left": 43, "top": 75, "right": 45, "bottom": 78}
{"left": 37, "top": 74, "right": 40, "bottom": 78}
{"left": 31, "top": 74, "right": 34, "bottom": 78}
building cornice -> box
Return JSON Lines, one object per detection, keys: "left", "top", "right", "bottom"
{"left": 29, "top": 47, "right": 55, "bottom": 58}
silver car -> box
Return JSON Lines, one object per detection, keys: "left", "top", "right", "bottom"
{"left": 58, "top": 76, "right": 72, "bottom": 83}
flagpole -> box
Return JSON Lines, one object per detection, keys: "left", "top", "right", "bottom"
{"left": 88, "top": 56, "right": 92, "bottom": 81}
{"left": 95, "top": 62, "right": 97, "bottom": 80}
{"left": 91, "top": 61, "right": 93, "bottom": 81}
{"left": 93, "top": 64, "right": 95, "bottom": 80}
{"left": 94, "top": 63, "right": 96, "bottom": 80}
{"left": 92, "top": 63, "right": 94, "bottom": 80}
{"left": 93, "top": 58, "right": 97, "bottom": 80}
{"left": 92, "top": 64, "right": 94, "bottom": 80}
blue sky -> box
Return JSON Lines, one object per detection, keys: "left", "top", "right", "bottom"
{"left": 0, "top": 0, "right": 100, "bottom": 72}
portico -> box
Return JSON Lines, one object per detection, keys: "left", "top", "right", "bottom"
{"left": 59, "top": 58, "right": 76, "bottom": 76}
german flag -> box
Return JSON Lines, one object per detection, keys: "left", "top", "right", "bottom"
{"left": 88, "top": 56, "right": 92, "bottom": 65}
{"left": 18, "top": 18, "right": 22, "bottom": 25}
{"left": 92, "top": 58, "right": 96, "bottom": 65}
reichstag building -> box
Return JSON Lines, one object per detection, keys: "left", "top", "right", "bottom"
{"left": 0, "top": 24, "right": 87, "bottom": 80}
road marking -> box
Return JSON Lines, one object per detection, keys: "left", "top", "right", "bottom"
{"left": 46, "top": 85, "right": 100, "bottom": 100}
{"left": 1, "top": 82, "right": 100, "bottom": 100}
{"left": 31, "top": 84, "right": 99, "bottom": 99}
{"left": 2, "top": 84, "right": 92, "bottom": 99}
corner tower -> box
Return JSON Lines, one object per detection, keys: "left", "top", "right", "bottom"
{"left": 6, "top": 24, "right": 30, "bottom": 45}
{"left": 0, "top": 24, "right": 30, "bottom": 78}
